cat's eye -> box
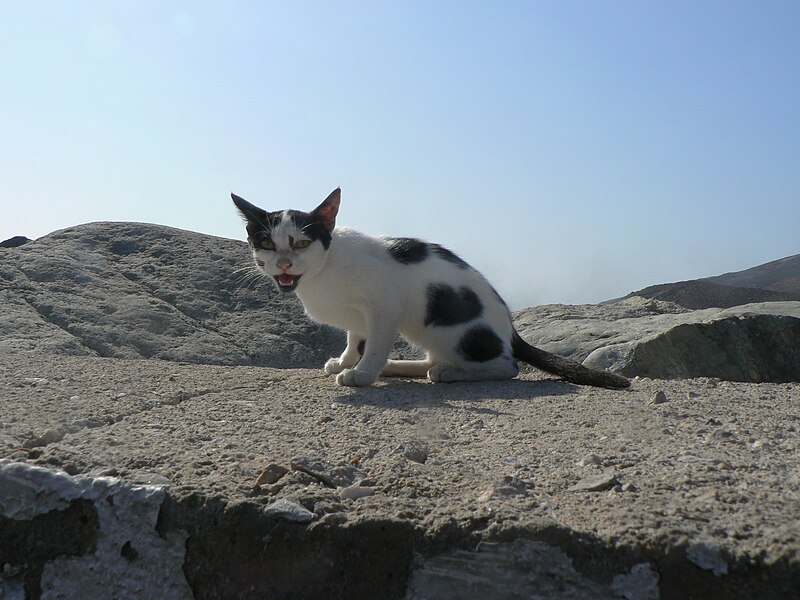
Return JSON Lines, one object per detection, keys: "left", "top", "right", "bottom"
{"left": 259, "top": 239, "right": 276, "bottom": 251}
{"left": 293, "top": 239, "right": 311, "bottom": 249}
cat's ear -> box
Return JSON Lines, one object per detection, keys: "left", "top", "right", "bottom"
{"left": 311, "top": 187, "right": 341, "bottom": 232}
{"left": 231, "top": 193, "right": 267, "bottom": 224}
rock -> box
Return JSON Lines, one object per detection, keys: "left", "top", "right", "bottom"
{"left": 686, "top": 542, "right": 729, "bottom": 576}
{"left": 610, "top": 563, "right": 660, "bottom": 600}
{"left": 0, "top": 460, "right": 192, "bottom": 598}
{"left": 290, "top": 456, "right": 366, "bottom": 488}
{"left": 256, "top": 463, "right": 288, "bottom": 485}
{"left": 578, "top": 453, "right": 602, "bottom": 467}
{"left": 263, "top": 499, "right": 315, "bottom": 523}
{"left": 0, "top": 223, "right": 344, "bottom": 367}
{"left": 406, "top": 539, "right": 611, "bottom": 599}
{"left": 568, "top": 471, "right": 618, "bottom": 492}
{"left": 477, "top": 476, "right": 528, "bottom": 502}
{"left": 515, "top": 298, "right": 800, "bottom": 382}
{"left": 339, "top": 485, "right": 376, "bottom": 501}
{"left": 583, "top": 309, "right": 800, "bottom": 383}
{"left": 25, "top": 428, "right": 65, "bottom": 448}
{"left": 403, "top": 441, "right": 429, "bottom": 464}
{"left": 649, "top": 391, "right": 668, "bottom": 405}
{"left": 0, "top": 236, "right": 31, "bottom": 248}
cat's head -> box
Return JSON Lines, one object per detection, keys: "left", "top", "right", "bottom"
{"left": 232, "top": 188, "right": 340, "bottom": 293}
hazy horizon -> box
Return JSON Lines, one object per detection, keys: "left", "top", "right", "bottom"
{"left": 3, "top": 2, "right": 799, "bottom": 309}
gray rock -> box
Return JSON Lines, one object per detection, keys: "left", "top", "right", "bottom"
{"left": 649, "top": 391, "right": 668, "bottom": 405}
{"left": 290, "top": 455, "right": 366, "bottom": 488}
{"left": 339, "top": 485, "right": 376, "bottom": 501}
{"left": 515, "top": 298, "right": 800, "bottom": 382}
{"left": 263, "top": 499, "right": 316, "bottom": 522}
{"left": 0, "top": 460, "right": 191, "bottom": 598}
{"left": 569, "top": 470, "right": 618, "bottom": 492}
{"left": 477, "top": 476, "right": 528, "bottom": 502}
{"left": 0, "top": 222, "right": 343, "bottom": 367}
{"left": 406, "top": 539, "right": 610, "bottom": 599}
{"left": 403, "top": 440, "right": 429, "bottom": 464}
{"left": 686, "top": 541, "right": 729, "bottom": 576}
{"left": 610, "top": 563, "right": 660, "bottom": 600}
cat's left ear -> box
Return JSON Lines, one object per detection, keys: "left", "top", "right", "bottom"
{"left": 312, "top": 188, "right": 340, "bottom": 232}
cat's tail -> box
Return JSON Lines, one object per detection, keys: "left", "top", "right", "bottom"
{"left": 511, "top": 331, "right": 631, "bottom": 389}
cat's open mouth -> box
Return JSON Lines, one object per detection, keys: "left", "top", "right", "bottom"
{"left": 274, "top": 273, "right": 301, "bottom": 292}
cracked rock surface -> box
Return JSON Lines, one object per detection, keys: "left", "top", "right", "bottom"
{"left": 2, "top": 353, "right": 798, "bottom": 599}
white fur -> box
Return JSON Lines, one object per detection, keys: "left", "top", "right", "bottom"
{"left": 252, "top": 223, "right": 518, "bottom": 387}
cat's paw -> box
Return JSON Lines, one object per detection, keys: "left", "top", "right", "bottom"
{"left": 336, "top": 368, "right": 377, "bottom": 387}
{"left": 324, "top": 358, "right": 345, "bottom": 375}
{"left": 427, "top": 365, "right": 460, "bottom": 383}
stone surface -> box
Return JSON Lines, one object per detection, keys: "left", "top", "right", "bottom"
{"left": 0, "top": 460, "right": 191, "bottom": 599}
{"left": 3, "top": 222, "right": 798, "bottom": 383}
{"left": 1, "top": 354, "right": 798, "bottom": 598}
{"left": 0, "top": 222, "right": 344, "bottom": 367}
{"left": 515, "top": 298, "right": 800, "bottom": 382}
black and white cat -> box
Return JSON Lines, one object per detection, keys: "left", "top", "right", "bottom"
{"left": 232, "top": 188, "right": 629, "bottom": 389}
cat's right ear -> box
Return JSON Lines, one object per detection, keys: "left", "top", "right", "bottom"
{"left": 231, "top": 193, "right": 267, "bottom": 224}
{"left": 312, "top": 187, "right": 341, "bottom": 233}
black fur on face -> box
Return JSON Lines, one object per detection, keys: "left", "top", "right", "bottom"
{"left": 231, "top": 194, "right": 334, "bottom": 250}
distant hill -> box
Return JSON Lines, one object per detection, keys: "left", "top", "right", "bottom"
{"left": 625, "top": 254, "right": 800, "bottom": 309}
{"left": 703, "top": 254, "right": 800, "bottom": 294}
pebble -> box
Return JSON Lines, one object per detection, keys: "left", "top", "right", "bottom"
{"left": 263, "top": 499, "right": 316, "bottom": 523}
{"left": 569, "top": 470, "right": 618, "bottom": 492}
{"left": 477, "top": 476, "right": 528, "bottom": 502}
{"left": 290, "top": 455, "right": 365, "bottom": 488}
{"left": 578, "top": 453, "right": 602, "bottom": 467}
{"left": 339, "top": 485, "right": 376, "bottom": 501}
{"left": 403, "top": 441, "right": 429, "bottom": 464}
{"left": 25, "top": 428, "right": 65, "bottom": 448}
{"left": 649, "top": 391, "right": 668, "bottom": 405}
{"left": 686, "top": 542, "right": 728, "bottom": 576}
{"left": 256, "top": 463, "right": 289, "bottom": 485}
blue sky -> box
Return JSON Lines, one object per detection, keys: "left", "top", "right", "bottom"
{"left": 2, "top": 1, "right": 799, "bottom": 309}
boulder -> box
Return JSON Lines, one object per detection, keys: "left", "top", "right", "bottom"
{"left": 514, "top": 299, "right": 800, "bottom": 383}
{"left": 0, "top": 222, "right": 344, "bottom": 367}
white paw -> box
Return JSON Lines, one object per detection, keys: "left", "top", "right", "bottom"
{"left": 336, "top": 368, "right": 377, "bottom": 387}
{"left": 427, "top": 365, "right": 460, "bottom": 383}
{"left": 324, "top": 358, "right": 345, "bottom": 375}
{"left": 427, "top": 365, "right": 445, "bottom": 383}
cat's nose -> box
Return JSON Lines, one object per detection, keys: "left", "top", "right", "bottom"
{"left": 276, "top": 258, "right": 293, "bottom": 271}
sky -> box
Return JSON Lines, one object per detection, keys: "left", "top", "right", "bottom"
{"left": 2, "top": 1, "right": 799, "bottom": 309}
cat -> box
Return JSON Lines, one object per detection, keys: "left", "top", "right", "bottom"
{"left": 232, "top": 188, "right": 630, "bottom": 389}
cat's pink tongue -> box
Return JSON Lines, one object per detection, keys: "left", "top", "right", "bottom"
{"left": 278, "top": 274, "right": 296, "bottom": 286}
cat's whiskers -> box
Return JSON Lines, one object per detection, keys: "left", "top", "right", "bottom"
{"left": 233, "top": 265, "right": 270, "bottom": 291}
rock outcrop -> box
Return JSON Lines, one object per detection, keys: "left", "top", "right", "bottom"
{"left": 3, "top": 222, "right": 799, "bottom": 382}
{"left": 0, "top": 222, "right": 344, "bottom": 367}
{"left": 514, "top": 299, "right": 800, "bottom": 383}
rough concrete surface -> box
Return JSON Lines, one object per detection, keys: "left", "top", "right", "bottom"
{"left": 2, "top": 353, "right": 798, "bottom": 599}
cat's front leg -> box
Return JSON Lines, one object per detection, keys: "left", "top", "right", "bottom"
{"left": 336, "top": 317, "right": 397, "bottom": 387}
{"left": 324, "top": 331, "right": 364, "bottom": 375}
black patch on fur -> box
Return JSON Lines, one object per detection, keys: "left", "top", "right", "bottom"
{"left": 425, "top": 284, "right": 483, "bottom": 326}
{"left": 431, "top": 244, "right": 469, "bottom": 269}
{"left": 387, "top": 238, "right": 429, "bottom": 264}
{"left": 458, "top": 325, "right": 504, "bottom": 362}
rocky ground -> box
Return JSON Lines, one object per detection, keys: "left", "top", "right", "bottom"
{"left": 2, "top": 353, "right": 798, "bottom": 599}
